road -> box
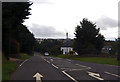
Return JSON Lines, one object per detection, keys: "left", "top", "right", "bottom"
{"left": 10, "top": 53, "right": 120, "bottom": 82}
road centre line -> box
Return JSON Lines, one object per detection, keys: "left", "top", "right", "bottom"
{"left": 46, "top": 60, "right": 50, "bottom": 63}
{"left": 41, "top": 57, "right": 50, "bottom": 64}
{"left": 19, "top": 59, "right": 28, "bottom": 67}
{"left": 51, "top": 64, "right": 59, "bottom": 69}
{"left": 104, "top": 71, "right": 120, "bottom": 78}
{"left": 43, "top": 58, "right": 58, "bottom": 68}
{"left": 62, "top": 71, "right": 78, "bottom": 82}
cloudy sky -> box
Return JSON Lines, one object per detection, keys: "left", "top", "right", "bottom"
{"left": 23, "top": 0, "right": 119, "bottom": 40}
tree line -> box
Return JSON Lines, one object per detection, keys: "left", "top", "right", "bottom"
{"left": 2, "top": 2, "right": 35, "bottom": 59}
{"left": 34, "top": 18, "right": 120, "bottom": 60}
{"left": 35, "top": 19, "right": 105, "bottom": 55}
{"left": 34, "top": 39, "right": 62, "bottom": 56}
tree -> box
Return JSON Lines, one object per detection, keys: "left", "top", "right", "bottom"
{"left": 2, "top": 2, "right": 34, "bottom": 59}
{"left": 34, "top": 39, "right": 62, "bottom": 56}
{"left": 73, "top": 18, "right": 105, "bottom": 55}
{"left": 15, "top": 24, "right": 35, "bottom": 55}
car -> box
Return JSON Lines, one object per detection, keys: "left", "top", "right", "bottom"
{"left": 44, "top": 52, "right": 49, "bottom": 56}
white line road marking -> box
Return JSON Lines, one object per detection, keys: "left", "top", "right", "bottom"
{"left": 62, "top": 71, "right": 78, "bottom": 82}
{"left": 46, "top": 60, "right": 50, "bottom": 63}
{"left": 75, "top": 64, "right": 87, "bottom": 67}
{"left": 66, "top": 59, "right": 71, "bottom": 61}
{"left": 69, "top": 67, "right": 91, "bottom": 71}
{"left": 62, "top": 67, "right": 91, "bottom": 71}
{"left": 51, "top": 64, "right": 59, "bottom": 69}
{"left": 19, "top": 59, "right": 28, "bottom": 67}
{"left": 33, "top": 72, "right": 43, "bottom": 82}
{"left": 87, "top": 71, "right": 104, "bottom": 80}
{"left": 41, "top": 57, "right": 45, "bottom": 60}
{"left": 75, "top": 64, "right": 79, "bottom": 65}
{"left": 104, "top": 71, "right": 120, "bottom": 78}
{"left": 50, "top": 59, "right": 53, "bottom": 61}
{"left": 79, "top": 65, "right": 87, "bottom": 67}
{"left": 75, "top": 64, "right": 92, "bottom": 69}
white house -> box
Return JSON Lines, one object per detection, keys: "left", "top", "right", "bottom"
{"left": 61, "top": 47, "right": 73, "bottom": 54}
{"left": 60, "top": 33, "right": 73, "bottom": 54}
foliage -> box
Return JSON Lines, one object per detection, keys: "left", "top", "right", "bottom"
{"left": 19, "top": 53, "right": 32, "bottom": 60}
{"left": 34, "top": 39, "right": 62, "bottom": 56}
{"left": 15, "top": 24, "right": 35, "bottom": 55}
{"left": 73, "top": 18, "right": 105, "bottom": 55}
{"left": 2, "top": 2, "right": 35, "bottom": 59}
{"left": 69, "top": 51, "right": 75, "bottom": 55}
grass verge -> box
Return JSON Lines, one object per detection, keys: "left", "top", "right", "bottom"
{"left": 19, "top": 53, "right": 32, "bottom": 60}
{"left": 2, "top": 55, "right": 17, "bottom": 80}
{"left": 51, "top": 54, "right": 120, "bottom": 66}
{"left": 2, "top": 53, "right": 32, "bottom": 80}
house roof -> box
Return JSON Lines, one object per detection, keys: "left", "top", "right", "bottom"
{"left": 61, "top": 39, "right": 73, "bottom": 47}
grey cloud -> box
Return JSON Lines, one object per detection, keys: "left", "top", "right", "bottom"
{"left": 105, "top": 37, "right": 117, "bottom": 41}
{"left": 31, "top": 0, "right": 53, "bottom": 4}
{"left": 96, "top": 16, "right": 117, "bottom": 30}
{"left": 29, "top": 24, "right": 64, "bottom": 38}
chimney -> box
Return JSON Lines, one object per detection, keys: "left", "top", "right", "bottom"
{"left": 66, "top": 32, "right": 68, "bottom": 39}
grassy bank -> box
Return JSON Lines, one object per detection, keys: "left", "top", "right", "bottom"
{"left": 20, "top": 53, "right": 32, "bottom": 60}
{"left": 2, "top": 53, "right": 33, "bottom": 80}
{"left": 51, "top": 54, "right": 120, "bottom": 66}
{"left": 2, "top": 55, "right": 17, "bottom": 80}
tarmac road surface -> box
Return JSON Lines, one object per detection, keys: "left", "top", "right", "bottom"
{"left": 10, "top": 53, "right": 120, "bottom": 82}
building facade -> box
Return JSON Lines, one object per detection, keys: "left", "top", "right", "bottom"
{"left": 60, "top": 33, "right": 73, "bottom": 54}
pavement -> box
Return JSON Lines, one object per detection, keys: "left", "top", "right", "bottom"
{"left": 10, "top": 53, "right": 120, "bottom": 82}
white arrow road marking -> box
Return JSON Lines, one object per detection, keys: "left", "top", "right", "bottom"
{"left": 87, "top": 71, "right": 104, "bottom": 80}
{"left": 33, "top": 72, "right": 43, "bottom": 82}
{"left": 62, "top": 71, "right": 78, "bottom": 82}
{"left": 104, "top": 71, "right": 120, "bottom": 78}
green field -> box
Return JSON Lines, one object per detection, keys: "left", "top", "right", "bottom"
{"left": 51, "top": 54, "right": 120, "bottom": 66}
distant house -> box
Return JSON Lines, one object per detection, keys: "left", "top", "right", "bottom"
{"left": 36, "top": 38, "right": 44, "bottom": 44}
{"left": 102, "top": 42, "right": 112, "bottom": 54}
{"left": 60, "top": 33, "right": 73, "bottom": 54}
